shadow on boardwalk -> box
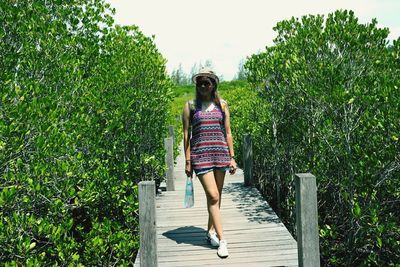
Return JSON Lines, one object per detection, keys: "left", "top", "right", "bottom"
{"left": 162, "top": 226, "right": 210, "bottom": 247}
{"left": 223, "top": 182, "right": 282, "bottom": 224}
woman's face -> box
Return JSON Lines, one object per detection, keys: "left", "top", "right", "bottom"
{"left": 196, "top": 76, "right": 214, "bottom": 97}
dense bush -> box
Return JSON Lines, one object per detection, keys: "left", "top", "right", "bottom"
{"left": 1, "top": 0, "right": 172, "bottom": 265}
{"left": 220, "top": 84, "right": 268, "bottom": 169}
{"left": 231, "top": 10, "right": 399, "bottom": 266}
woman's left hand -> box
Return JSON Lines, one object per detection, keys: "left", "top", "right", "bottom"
{"left": 229, "top": 158, "right": 237, "bottom": 175}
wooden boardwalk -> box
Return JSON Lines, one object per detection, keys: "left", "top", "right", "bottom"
{"left": 134, "top": 141, "right": 299, "bottom": 266}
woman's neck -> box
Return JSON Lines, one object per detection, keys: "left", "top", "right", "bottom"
{"left": 200, "top": 95, "right": 212, "bottom": 102}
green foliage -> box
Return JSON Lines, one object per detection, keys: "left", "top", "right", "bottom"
{"left": 1, "top": 0, "right": 172, "bottom": 265}
{"left": 242, "top": 9, "right": 399, "bottom": 266}
{"left": 221, "top": 83, "right": 270, "bottom": 170}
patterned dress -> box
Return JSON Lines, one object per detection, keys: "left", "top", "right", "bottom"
{"left": 190, "top": 100, "right": 231, "bottom": 176}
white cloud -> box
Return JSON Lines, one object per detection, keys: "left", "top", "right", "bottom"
{"left": 106, "top": 0, "right": 399, "bottom": 80}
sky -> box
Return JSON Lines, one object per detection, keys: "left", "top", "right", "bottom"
{"left": 105, "top": 0, "right": 400, "bottom": 81}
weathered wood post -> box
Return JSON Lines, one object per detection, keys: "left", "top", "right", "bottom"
{"left": 168, "top": 125, "right": 174, "bottom": 142}
{"left": 164, "top": 137, "right": 175, "bottom": 191}
{"left": 138, "top": 181, "right": 158, "bottom": 267}
{"left": 295, "top": 173, "right": 320, "bottom": 267}
{"left": 242, "top": 133, "right": 253, "bottom": 186}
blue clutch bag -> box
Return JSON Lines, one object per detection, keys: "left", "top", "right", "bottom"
{"left": 184, "top": 176, "right": 194, "bottom": 208}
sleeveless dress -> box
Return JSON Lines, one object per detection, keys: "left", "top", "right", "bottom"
{"left": 190, "top": 101, "right": 231, "bottom": 176}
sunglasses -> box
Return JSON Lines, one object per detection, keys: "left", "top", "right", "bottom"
{"left": 197, "top": 80, "right": 212, "bottom": 87}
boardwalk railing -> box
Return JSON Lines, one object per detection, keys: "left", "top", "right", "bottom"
{"left": 164, "top": 136, "right": 174, "bottom": 191}
{"left": 242, "top": 133, "right": 253, "bottom": 186}
{"left": 242, "top": 133, "right": 320, "bottom": 267}
{"left": 138, "top": 181, "right": 158, "bottom": 267}
{"left": 164, "top": 125, "right": 175, "bottom": 191}
{"left": 137, "top": 130, "right": 320, "bottom": 267}
{"left": 295, "top": 173, "right": 320, "bottom": 267}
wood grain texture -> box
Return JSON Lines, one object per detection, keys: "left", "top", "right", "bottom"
{"left": 295, "top": 173, "right": 320, "bottom": 267}
{"left": 164, "top": 137, "right": 175, "bottom": 191}
{"left": 135, "top": 141, "right": 298, "bottom": 266}
{"left": 138, "top": 181, "right": 158, "bottom": 267}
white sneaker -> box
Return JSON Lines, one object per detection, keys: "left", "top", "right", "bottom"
{"left": 206, "top": 231, "right": 220, "bottom": 247}
{"left": 217, "top": 240, "right": 229, "bottom": 258}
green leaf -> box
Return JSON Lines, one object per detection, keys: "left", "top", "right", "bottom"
{"left": 29, "top": 242, "right": 36, "bottom": 250}
{"left": 377, "top": 237, "right": 382, "bottom": 248}
{"left": 352, "top": 202, "right": 361, "bottom": 217}
{"left": 72, "top": 253, "right": 80, "bottom": 261}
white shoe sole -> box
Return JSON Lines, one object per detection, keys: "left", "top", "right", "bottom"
{"left": 217, "top": 241, "right": 229, "bottom": 258}
{"left": 206, "top": 232, "right": 219, "bottom": 247}
{"left": 217, "top": 249, "right": 229, "bottom": 258}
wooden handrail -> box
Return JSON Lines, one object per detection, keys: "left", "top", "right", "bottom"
{"left": 242, "top": 133, "right": 321, "bottom": 267}
{"left": 242, "top": 133, "right": 254, "bottom": 186}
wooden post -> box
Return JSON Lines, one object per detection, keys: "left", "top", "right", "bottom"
{"left": 295, "top": 173, "right": 320, "bottom": 267}
{"left": 164, "top": 137, "right": 175, "bottom": 191}
{"left": 138, "top": 181, "right": 158, "bottom": 267}
{"left": 242, "top": 134, "right": 253, "bottom": 186}
{"left": 168, "top": 125, "right": 174, "bottom": 141}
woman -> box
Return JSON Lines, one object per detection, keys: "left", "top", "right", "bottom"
{"left": 182, "top": 68, "right": 237, "bottom": 258}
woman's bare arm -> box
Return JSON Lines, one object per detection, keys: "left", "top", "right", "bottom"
{"left": 222, "top": 99, "right": 235, "bottom": 157}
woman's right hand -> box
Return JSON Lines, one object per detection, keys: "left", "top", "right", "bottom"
{"left": 185, "top": 161, "right": 193, "bottom": 178}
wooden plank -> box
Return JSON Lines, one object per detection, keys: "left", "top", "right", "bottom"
{"left": 136, "top": 253, "right": 298, "bottom": 266}
{"left": 155, "top": 227, "right": 296, "bottom": 243}
{"left": 157, "top": 223, "right": 289, "bottom": 232}
{"left": 158, "top": 231, "right": 292, "bottom": 241}
{"left": 157, "top": 242, "right": 297, "bottom": 253}
{"left": 155, "top": 217, "right": 282, "bottom": 225}
{"left": 154, "top": 248, "right": 297, "bottom": 261}
{"left": 155, "top": 199, "right": 273, "bottom": 206}
{"left": 156, "top": 223, "right": 289, "bottom": 232}
{"left": 156, "top": 213, "right": 280, "bottom": 221}
{"left": 157, "top": 236, "right": 295, "bottom": 250}
{"left": 156, "top": 241, "right": 297, "bottom": 256}
{"left": 156, "top": 207, "right": 275, "bottom": 214}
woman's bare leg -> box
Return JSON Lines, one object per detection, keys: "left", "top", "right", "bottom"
{"left": 198, "top": 170, "right": 225, "bottom": 241}
{"left": 207, "top": 169, "right": 226, "bottom": 235}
